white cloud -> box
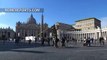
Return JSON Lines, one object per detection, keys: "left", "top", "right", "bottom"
{"left": 0, "top": 12, "right": 6, "bottom": 16}
{"left": 100, "top": 17, "right": 107, "bottom": 28}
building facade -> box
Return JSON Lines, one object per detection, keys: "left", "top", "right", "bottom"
{"left": 0, "top": 27, "right": 15, "bottom": 40}
{"left": 16, "top": 14, "right": 49, "bottom": 39}
{"left": 51, "top": 22, "right": 75, "bottom": 40}
{"left": 54, "top": 17, "right": 107, "bottom": 41}
{"left": 57, "top": 27, "right": 107, "bottom": 41}
{"left": 55, "top": 22, "right": 75, "bottom": 31}
{"left": 74, "top": 18, "right": 101, "bottom": 31}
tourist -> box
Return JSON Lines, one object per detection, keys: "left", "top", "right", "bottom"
{"left": 28, "top": 39, "right": 32, "bottom": 44}
{"left": 72, "top": 38, "right": 77, "bottom": 45}
{"left": 35, "top": 37, "right": 37, "bottom": 43}
{"left": 55, "top": 37, "right": 59, "bottom": 48}
{"left": 41, "top": 37, "right": 45, "bottom": 45}
{"left": 91, "top": 38, "right": 94, "bottom": 44}
{"left": 99, "top": 37, "right": 104, "bottom": 46}
{"left": 83, "top": 37, "right": 87, "bottom": 46}
{"left": 86, "top": 37, "right": 91, "bottom": 47}
{"left": 61, "top": 37, "right": 66, "bottom": 47}
{"left": 47, "top": 37, "right": 50, "bottom": 46}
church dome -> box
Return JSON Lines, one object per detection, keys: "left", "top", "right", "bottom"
{"left": 27, "top": 14, "right": 37, "bottom": 24}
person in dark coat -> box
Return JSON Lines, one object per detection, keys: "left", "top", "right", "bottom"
{"left": 15, "top": 37, "right": 20, "bottom": 44}
{"left": 99, "top": 37, "right": 104, "bottom": 46}
{"left": 41, "top": 37, "right": 45, "bottom": 45}
{"left": 35, "top": 37, "right": 37, "bottom": 43}
{"left": 55, "top": 38, "right": 59, "bottom": 48}
{"left": 28, "top": 39, "right": 32, "bottom": 44}
{"left": 86, "top": 37, "right": 91, "bottom": 47}
{"left": 61, "top": 37, "right": 66, "bottom": 47}
{"left": 47, "top": 37, "right": 50, "bottom": 46}
{"left": 91, "top": 38, "right": 94, "bottom": 44}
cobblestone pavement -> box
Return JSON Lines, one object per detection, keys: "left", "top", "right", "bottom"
{"left": 0, "top": 41, "right": 107, "bottom": 60}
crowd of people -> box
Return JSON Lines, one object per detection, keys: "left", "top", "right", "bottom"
{"left": 36, "top": 36, "right": 105, "bottom": 48}
{"left": 83, "top": 37, "right": 105, "bottom": 47}
{"left": 0, "top": 35, "right": 105, "bottom": 48}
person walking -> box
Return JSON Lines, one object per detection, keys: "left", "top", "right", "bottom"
{"left": 83, "top": 37, "right": 87, "bottom": 46}
{"left": 86, "top": 37, "right": 91, "bottom": 47}
{"left": 99, "top": 37, "right": 104, "bottom": 46}
{"left": 28, "top": 39, "right": 31, "bottom": 44}
{"left": 55, "top": 37, "right": 59, "bottom": 48}
{"left": 35, "top": 37, "right": 37, "bottom": 43}
{"left": 47, "top": 37, "right": 50, "bottom": 46}
{"left": 41, "top": 37, "right": 45, "bottom": 45}
{"left": 52, "top": 37, "right": 55, "bottom": 46}
{"left": 61, "top": 37, "right": 66, "bottom": 47}
{"left": 91, "top": 38, "right": 94, "bottom": 44}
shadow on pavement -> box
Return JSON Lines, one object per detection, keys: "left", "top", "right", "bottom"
{"left": 65, "top": 46, "right": 80, "bottom": 49}
{"left": 88, "top": 45, "right": 105, "bottom": 47}
{"left": 0, "top": 41, "right": 50, "bottom": 51}
{"left": 11, "top": 50, "right": 48, "bottom": 54}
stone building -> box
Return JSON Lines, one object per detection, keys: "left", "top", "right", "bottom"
{"left": 51, "top": 22, "right": 75, "bottom": 40}
{"left": 58, "top": 27, "right": 107, "bottom": 42}
{"left": 0, "top": 27, "right": 15, "bottom": 40}
{"left": 53, "top": 17, "right": 107, "bottom": 41}
{"left": 55, "top": 22, "right": 75, "bottom": 31}
{"left": 74, "top": 17, "right": 101, "bottom": 31}
{"left": 16, "top": 14, "right": 49, "bottom": 39}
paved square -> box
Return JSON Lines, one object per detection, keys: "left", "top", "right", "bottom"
{"left": 0, "top": 41, "right": 107, "bottom": 60}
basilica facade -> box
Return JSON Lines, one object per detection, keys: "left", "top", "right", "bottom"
{"left": 16, "top": 14, "right": 49, "bottom": 39}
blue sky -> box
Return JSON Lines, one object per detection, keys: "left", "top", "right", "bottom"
{"left": 0, "top": 0, "right": 107, "bottom": 31}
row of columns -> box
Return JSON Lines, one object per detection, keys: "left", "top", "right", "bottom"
{"left": 57, "top": 29, "right": 107, "bottom": 41}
